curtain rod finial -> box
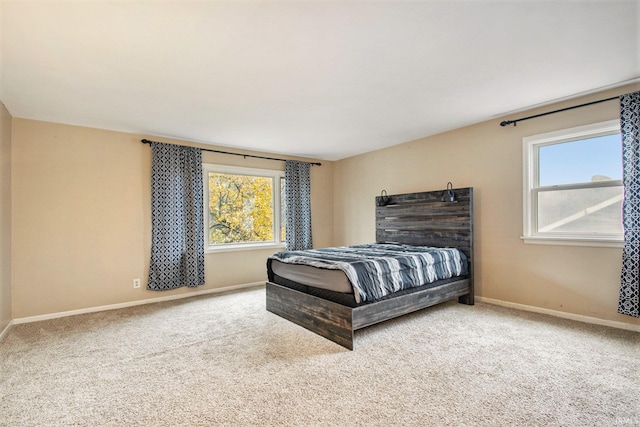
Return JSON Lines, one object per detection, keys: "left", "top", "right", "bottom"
{"left": 500, "top": 120, "right": 514, "bottom": 127}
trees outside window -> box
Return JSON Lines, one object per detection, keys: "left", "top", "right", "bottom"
{"left": 204, "top": 164, "right": 285, "bottom": 249}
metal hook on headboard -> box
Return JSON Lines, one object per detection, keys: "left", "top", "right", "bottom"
{"left": 441, "top": 182, "right": 456, "bottom": 202}
{"left": 377, "top": 190, "right": 391, "bottom": 206}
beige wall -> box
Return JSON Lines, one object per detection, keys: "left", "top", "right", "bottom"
{"left": 334, "top": 83, "right": 640, "bottom": 328}
{"left": 0, "top": 101, "right": 11, "bottom": 330}
{"left": 8, "top": 85, "right": 640, "bottom": 329}
{"left": 11, "top": 119, "right": 333, "bottom": 318}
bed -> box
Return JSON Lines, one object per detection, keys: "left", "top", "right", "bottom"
{"left": 266, "top": 187, "right": 474, "bottom": 350}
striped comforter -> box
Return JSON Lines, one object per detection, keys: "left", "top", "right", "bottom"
{"left": 269, "top": 243, "right": 467, "bottom": 303}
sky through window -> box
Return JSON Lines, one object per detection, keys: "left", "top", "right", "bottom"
{"left": 539, "top": 134, "right": 621, "bottom": 187}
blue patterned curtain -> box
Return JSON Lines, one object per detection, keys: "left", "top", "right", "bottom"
{"left": 148, "top": 142, "right": 205, "bottom": 290}
{"left": 285, "top": 160, "right": 313, "bottom": 251}
{"left": 619, "top": 91, "right": 640, "bottom": 317}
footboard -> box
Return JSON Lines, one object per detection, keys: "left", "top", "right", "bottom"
{"left": 266, "top": 281, "right": 355, "bottom": 349}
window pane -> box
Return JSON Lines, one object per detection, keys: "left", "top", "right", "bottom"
{"left": 537, "top": 186, "right": 623, "bottom": 235}
{"left": 208, "top": 172, "right": 274, "bottom": 244}
{"left": 539, "top": 134, "right": 621, "bottom": 187}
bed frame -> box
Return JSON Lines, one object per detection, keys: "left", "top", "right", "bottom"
{"left": 266, "top": 187, "right": 474, "bottom": 350}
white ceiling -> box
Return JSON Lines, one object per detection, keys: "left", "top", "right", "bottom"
{"left": 1, "top": 1, "right": 638, "bottom": 161}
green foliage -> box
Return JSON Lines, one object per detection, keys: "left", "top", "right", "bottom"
{"left": 208, "top": 173, "right": 274, "bottom": 244}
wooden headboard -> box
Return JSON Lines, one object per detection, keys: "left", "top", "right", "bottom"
{"left": 375, "top": 187, "right": 474, "bottom": 269}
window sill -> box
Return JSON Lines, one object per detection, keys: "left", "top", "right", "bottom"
{"left": 521, "top": 235, "right": 623, "bottom": 248}
{"left": 205, "top": 243, "right": 286, "bottom": 254}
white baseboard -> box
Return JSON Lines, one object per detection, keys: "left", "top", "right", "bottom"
{"left": 9, "top": 286, "right": 638, "bottom": 333}
{"left": 12, "top": 282, "right": 265, "bottom": 325}
{"left": 0, "top": 320, "right": 13, "bottom": 341}
{"left": 477, "top": 296, "right": 640, "bottom": 333}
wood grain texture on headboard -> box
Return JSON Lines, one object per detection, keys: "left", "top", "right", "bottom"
{"left": 375, "top": 187, "right": 474, "bottom": 263}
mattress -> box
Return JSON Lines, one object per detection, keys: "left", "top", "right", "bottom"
{"left": 268, "top": 243, "right": 467, "bottom": 304}
{"left": 270, "top": 259, "right": 353, "bottom": 294}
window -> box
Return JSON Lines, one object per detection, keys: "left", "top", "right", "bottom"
{"left": 522, "top": 120, "right": 623, "bottom": 246}
{"left": 203, "top": 164, "right": 285, "bottom": 251}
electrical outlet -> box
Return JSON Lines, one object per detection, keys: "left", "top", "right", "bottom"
{"left": 133, "top": 278, "right": 141, "bottom": 289}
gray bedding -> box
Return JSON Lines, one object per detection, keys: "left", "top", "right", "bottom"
{"left": 269, "top": 243, "right": 467, "bottom": 304}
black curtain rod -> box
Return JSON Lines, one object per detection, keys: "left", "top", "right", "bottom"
{"left": 141, "top": 139, "right": 321, "bottom": 166}
{"left": 499, "top": 96, "right": 619, "bottom": 127}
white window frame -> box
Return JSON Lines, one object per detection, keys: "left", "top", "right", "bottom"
{"left": 522, "top": 119, "right": 623, "bottom": 247}
{"left": 203, "top": 164, "right": 285, "bottom": 253}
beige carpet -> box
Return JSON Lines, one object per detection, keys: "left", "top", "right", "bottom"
{"left": 1, "top": 286, "right": 639, "bottom": 427}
